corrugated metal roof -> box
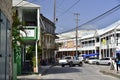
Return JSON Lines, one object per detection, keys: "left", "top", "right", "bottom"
{"left": 57, "top": 20, "right": 120, "bottom": 40}
{"left": 57, "top": 30, "right": 95, "bottom": 40}
{"left": 98, "top": 20, "right": 120, "bottom": 35}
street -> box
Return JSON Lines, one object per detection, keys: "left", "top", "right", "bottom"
{"left": 41, "top": 63, "right": 119, "bottom": 80}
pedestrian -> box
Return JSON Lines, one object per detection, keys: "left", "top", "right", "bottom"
{"left": 115, "top": 53, "right": 120, "bottom": 73}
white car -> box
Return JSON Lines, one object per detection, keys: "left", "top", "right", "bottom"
{"left": 96, "top": 57, "right": 115, "bottom": 65}
{"left": 59, "top": 56, "right": 83, "bottom": 67}
{"left": 88, "top": 57, "right": 99, "bottom": 64}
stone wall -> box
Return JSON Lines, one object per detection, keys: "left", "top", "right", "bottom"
{"left": 0, "top": 0, "right": 12, "bottom": 24}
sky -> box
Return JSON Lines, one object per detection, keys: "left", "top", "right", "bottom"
{"left": 27, "top": 0, "right": 120, "bottom": 33}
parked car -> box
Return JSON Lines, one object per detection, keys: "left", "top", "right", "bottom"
{"left": 59, "top": 56, "right": 83, "bottom": 67}
{"left": 88, "top": 57, "right": 99, "bottom": 64}
{"left": 83, "top": 58, "right": 89, "bottom": 63}
{"left": 96, "top": 57, "right": 115, "bottom": 65}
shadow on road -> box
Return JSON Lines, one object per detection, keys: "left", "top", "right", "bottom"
{"left": 43, "top": 66, "right": 82, "bottom": 75}
{"left": 41, "top": 79, "right": 73, "bottom": 80}
{"left": 18, "top": 78, "right": 73, "bottom": 80}
{"left": 17, "top": 78, "right": 41, "bottom": 80}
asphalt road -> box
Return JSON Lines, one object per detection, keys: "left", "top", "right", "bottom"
{"left": 41, "top": 63, "right": 120, "bottom": 80}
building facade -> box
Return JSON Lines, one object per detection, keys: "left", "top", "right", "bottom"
{"left": 13, "top": 0, "right": 40, "bottom": 73}
{"left": 0, "top": 0, "right": 12, "bottom": 80}
{"left": 40, "top": 14, "right": 56, "bottom": 65}
{"left": 56, "top": 21, "right": 120, "bottom": 59}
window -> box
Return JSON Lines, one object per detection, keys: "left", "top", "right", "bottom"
{"left": 105, "top": 58, "right": 110, "bottom": 60}
{"left": 101, "top": 58, "right": 105, "bottom": 60}
{"left": 96, "top": 37, "right": 99, "bottom": 42}
{"left": 65, "top": 57, "right": 71, "bottom": 59}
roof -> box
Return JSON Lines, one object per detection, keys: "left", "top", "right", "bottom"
{"left": 12, "top": 0, "right": 40, "bottom": 8}
{"left": 56, "top": 20, "right": 120, "bottom": 40}
{"left": 57, "top": 30, "right": 95, "bottom": 40}
{"left": 98, "top": 20, "right": 120, "bottom": 35}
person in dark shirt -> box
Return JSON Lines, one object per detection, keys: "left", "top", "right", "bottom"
{"left": 115, "top": 53, "right": 120, "bottom": 73}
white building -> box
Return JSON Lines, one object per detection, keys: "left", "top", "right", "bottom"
{"left": 13, "top": 0, "right": 40, "bottom": 73}
{"left": 56, "top": 20, "right": 120, "bottom": 59}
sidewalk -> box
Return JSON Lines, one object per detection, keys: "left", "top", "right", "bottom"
{"left": 100, "top": 67, "right": 120, "bottom": 79}
{"left": 17, "top": 65, "right": 53, "bottom": 80}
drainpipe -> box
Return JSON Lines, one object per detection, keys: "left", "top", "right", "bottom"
{"left": 35, "top": 41, "right": 38, "bottom": 73}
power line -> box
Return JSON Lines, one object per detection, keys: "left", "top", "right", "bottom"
{"left": 57, "top": 0, "right": 65, "bottom": 7}
{"left": 21, "top": 0, "right": 36, "bottom": 6}
{"left": 15, "top": 0, "right": 24, "bottom": 6}
{"left": 57, "top": 0, "right": 81, "bottom": 17}
{"left": 58, "top": 4, "right": 120, "bottom": 34}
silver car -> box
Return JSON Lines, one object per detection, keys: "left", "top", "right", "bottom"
{"left": 88, "top": 57, "right": 99, "bottom": 64}
{"left": 96, "top": 57, "right": 115, "bottom": 65}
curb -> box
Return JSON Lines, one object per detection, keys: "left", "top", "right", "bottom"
{"left": 17, "top": 64, "right": 55, "bottom": 79}
{"left": 41, "top": 64, "right": 55, "bottom": 76}
{"left": 17, "top": 74, "right": 41, "bottom": 80}
{"left": 100, "top": 70, "right": 120, "bottom": 79}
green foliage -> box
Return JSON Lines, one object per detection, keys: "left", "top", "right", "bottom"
{"left": 26, "top": 46, "right": 34, "bottom": 60}
{"left": 26, "top": 45, "right": 42, "bottom": 68}
{"left": 32, "top": 56, "right": 36, "bottom": 67}
{"left": 12, "top": 11, "right": 25, "bottom": 48}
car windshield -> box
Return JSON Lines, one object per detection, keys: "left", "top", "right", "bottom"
{"left": 65, "top": 57, "right": 71, "bottom": 59}
{"left": 100, "top": 57, "right": 115, "bottom": 60}
{"left": 89, "top": 57, "right": 98, "bottom": 59}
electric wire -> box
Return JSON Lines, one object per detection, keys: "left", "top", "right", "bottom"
{"left": 57, "top": 0, "right": 81, "bottom": 17}
{"left": 21, "top": 0, "right": 35, "bottom": 6}
{"left": 57, "top": 0, "right": 65, "bottom": 7}
{"left": 15, "top": 0, "right": 120, "bottom": 40}
{"left": 58, "top": 4, "right": 120, "bottom": 34}
{"left": 15, "top": 0, "right": 24, "bottom": 6}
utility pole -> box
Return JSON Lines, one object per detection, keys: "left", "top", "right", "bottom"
{"left": 74, "top": 13, "right": 80, "bottom": 57}
{"left": 54, "top": 0, "right": 56, "bottom": 25}
{"left": 54, "top": 0, "right": 57, "bottom": 62}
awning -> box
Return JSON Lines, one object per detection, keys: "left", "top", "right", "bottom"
{"left": 82, "top": 53, "right": 99, "bottom": 58}
{"left": 116, "top": 50, "right": 120, "bottom": 53}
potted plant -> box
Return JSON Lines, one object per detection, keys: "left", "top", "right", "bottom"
{"left": 32, "top": 56, "right": 36, "bottom": 72}
{"left": 27, "top": 45, "right": 42, "bottom": 72}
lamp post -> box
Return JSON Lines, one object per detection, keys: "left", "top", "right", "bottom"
{"left": 54, "top": 0, "right": 56, "bottom": 25}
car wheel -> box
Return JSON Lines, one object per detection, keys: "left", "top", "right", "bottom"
{"left": 79, "top": 62, "right": 83, "bottom": 67}
{"left": 62, "top": 65, "right": 65, "bottom": 67}
{"left": 96, "top": 62, "right": 99, "bottom": 65}
{"left": 108, "top": 62, "right": 111, "bottom": 65}
{"left": 69, "top": 62, "right": 73, "bottom": 67}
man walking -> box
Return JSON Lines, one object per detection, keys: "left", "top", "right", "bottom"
{"left": 115, "top": 52, "right": 120, "bottom": 73}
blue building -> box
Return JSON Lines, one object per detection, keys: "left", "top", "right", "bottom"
{"left": 0, "top": 0, "right": 12, "bottom": 80}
